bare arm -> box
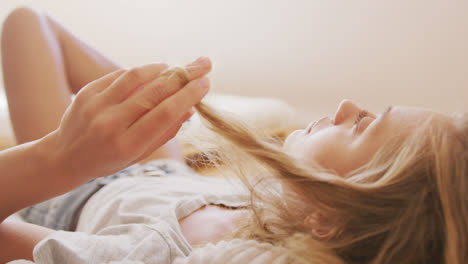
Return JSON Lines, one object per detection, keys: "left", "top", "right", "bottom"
{"left": 2, "top": 7, "right": 184, "bottom": 162}
{"left": 0, "top": 219, "right": 55, "bottom": 262}
{"left": 0, "top": 139, "right": 67, "bottom": 222}
{"left": 0, "top": 8, "right": 211, "bottom": 261}
{"left": 0, "top": 60, "right": 211, "bottom": 261}
{"left": 0, "top": 137, "right": 70, "bottom": 263}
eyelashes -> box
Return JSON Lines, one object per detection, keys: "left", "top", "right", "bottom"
{"left": 354, "top": 110, "right": 369, "bottom": 126}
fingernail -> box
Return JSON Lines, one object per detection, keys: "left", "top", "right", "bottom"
{"left": 194, "top": 56, "right": 209, "bottom": 66}
{"left": 197, "top": 77, "right": 209, "bottom": 89}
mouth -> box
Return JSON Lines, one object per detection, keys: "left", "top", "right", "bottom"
{"left": 305, "top": 121, "right": 317, "bottom": 134}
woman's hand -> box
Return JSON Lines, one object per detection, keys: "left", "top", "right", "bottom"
{"left": 42, "top": 57, "right": 212, "bottom": 184}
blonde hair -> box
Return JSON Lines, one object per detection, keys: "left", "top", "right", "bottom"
{"left": 193, "top": 102, "right": 468, "bottom": 264}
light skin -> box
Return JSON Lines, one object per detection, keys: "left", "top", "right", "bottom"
{"left": 283, "top": 99, "right": 448, "bottom": 175}
{"left": 0, "top": 7, "right": 212, "bottom": 262}
{"left": 0, "top": 6, "right": 453, "bottom": 263}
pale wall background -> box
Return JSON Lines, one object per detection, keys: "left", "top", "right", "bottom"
{"left": 0, "top": 0, "right": 467, "bottom": 141}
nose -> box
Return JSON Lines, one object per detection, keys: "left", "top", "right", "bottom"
{"left": 333, "top": 99, "right": 361, "bottom": 125}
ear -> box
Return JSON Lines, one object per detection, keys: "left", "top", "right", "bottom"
{"left": 304, "top": 213, "right": 339, "bottom": 240}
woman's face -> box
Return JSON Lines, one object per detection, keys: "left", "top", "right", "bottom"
{"left": 283, "top": 99, "right": 445, "bottom": 175}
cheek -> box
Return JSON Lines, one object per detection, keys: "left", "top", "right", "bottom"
{"left": 302, "top": 137, "right": 344, "bottom": 170}
{"left": 283, "top": 128, "right": 361, "bottom": 174}
{"left": 296, "top": 130, "right": 348, "bottom": 170}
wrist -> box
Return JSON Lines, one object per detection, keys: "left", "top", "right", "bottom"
{"left": 0, "top": 131, "right": 85, "bottom": 220}
{"left": 33, "top": 130, "right": 86, "bottom": 191}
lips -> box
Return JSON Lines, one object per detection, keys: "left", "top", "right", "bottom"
{"left": 306, "top": 121, "right": 317, "bottom": 134}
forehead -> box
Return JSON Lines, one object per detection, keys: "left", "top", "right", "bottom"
{"left": 359, "top": 106, "right": 440, "bottom": 141}
{"left": 380, "top": 106, "right": 451, "bottom": 136}
{"left": 393, "top": 106, "right": 433, "bottom": 122}
{"left": 392, "top": 106, "right": 447, "bottom": 124}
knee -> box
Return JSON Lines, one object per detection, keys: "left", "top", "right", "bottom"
{"left": 1, "top": 6, "right": 42, "bottom": 44}
{"left": 3, "top": 6, "right": 41, "bottom": 26}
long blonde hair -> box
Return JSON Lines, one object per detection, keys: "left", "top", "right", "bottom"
{"left": 193, "top": 103, "right": 468, "bottom": 264}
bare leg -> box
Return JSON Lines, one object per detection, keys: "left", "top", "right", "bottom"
{"left": 1, "top": 7, "right": 183, "bottom": 162}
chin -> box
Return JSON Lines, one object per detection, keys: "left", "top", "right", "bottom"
{"left": 283, "top": 130, "right": 303, "bottom": 151}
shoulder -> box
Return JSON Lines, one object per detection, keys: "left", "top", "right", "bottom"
{"left": 174, "top": 239, "right": 289, "bottom": 264}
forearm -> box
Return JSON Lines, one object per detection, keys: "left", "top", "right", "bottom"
{"left": 0, "top": 132, "right": 73, "bottom": 222}
{"left": 0, "top": 135, "right": 64, "bottom": 261}
{"left": 0, "top": 219, "right": 55, "bottom": 263}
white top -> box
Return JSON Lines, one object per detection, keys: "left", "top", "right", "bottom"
{"left": 30, "top": 160, "right": 289, "bottom": 264}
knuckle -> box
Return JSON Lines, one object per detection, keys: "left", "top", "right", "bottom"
{"left": 125, "top": 67, "right": 144, "bottom": 83}
{"left": 168, "top": 67, "right": 190, "bottom": 87}
{"left": 91, "top": 116, "right": 118, "bottom": 138}
{"left": 91, "top": 120, "right": 109, "bottom": 137}
{"left": 110, "top": 137, "right": 127, "bottom": 160}
{"left": 185, "top": 67, "right": 197, "bottom": 80}
{"left": 134, "top": 80, "right": 169, "bottom": 110}
{"left": 72, "top": 91, "right": 87, "bottom": 106}
{"left": 79, "top": 99, "right": 102, "bottom": 120}
{"left": 173, "top": 74, "right": 188, "bottom": 87}
{"left": 159, "top": 102, "right": 177, "bottom": 121}
{"left": 81, "top": 105, "right": 96, "bottom": 120}
{"left": 149, "top": 80, "right": 169, "bottom": 101}
{"left": 186, "top": 83, "right": 204, "bottom": 100}
{"left": 73, "top": 86, "right": 94, "bottom": 104}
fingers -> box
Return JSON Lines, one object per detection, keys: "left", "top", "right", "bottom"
{"left": 174, "top": 57, "right": 213, "bottom": 82}
{"left": 89, "top": 69, "right": 127, "bottom": 92}
{"left": 98, "top": 63, "right": 170, "bottom": 105}
{"left": 76, "top": 69, "right": 126, "bottom": 99}
{"left": 123, "top": 76, "right": 210, "bottom": 153}
{"left": 119, "top": 57, "right": 212, "bottom": 123}
{"left": 131, "top": 109, "right": 194, "bottom": 164}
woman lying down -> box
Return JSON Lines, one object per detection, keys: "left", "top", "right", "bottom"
{"left": 2, "top": 7, "right": 468, "bottom": 264}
